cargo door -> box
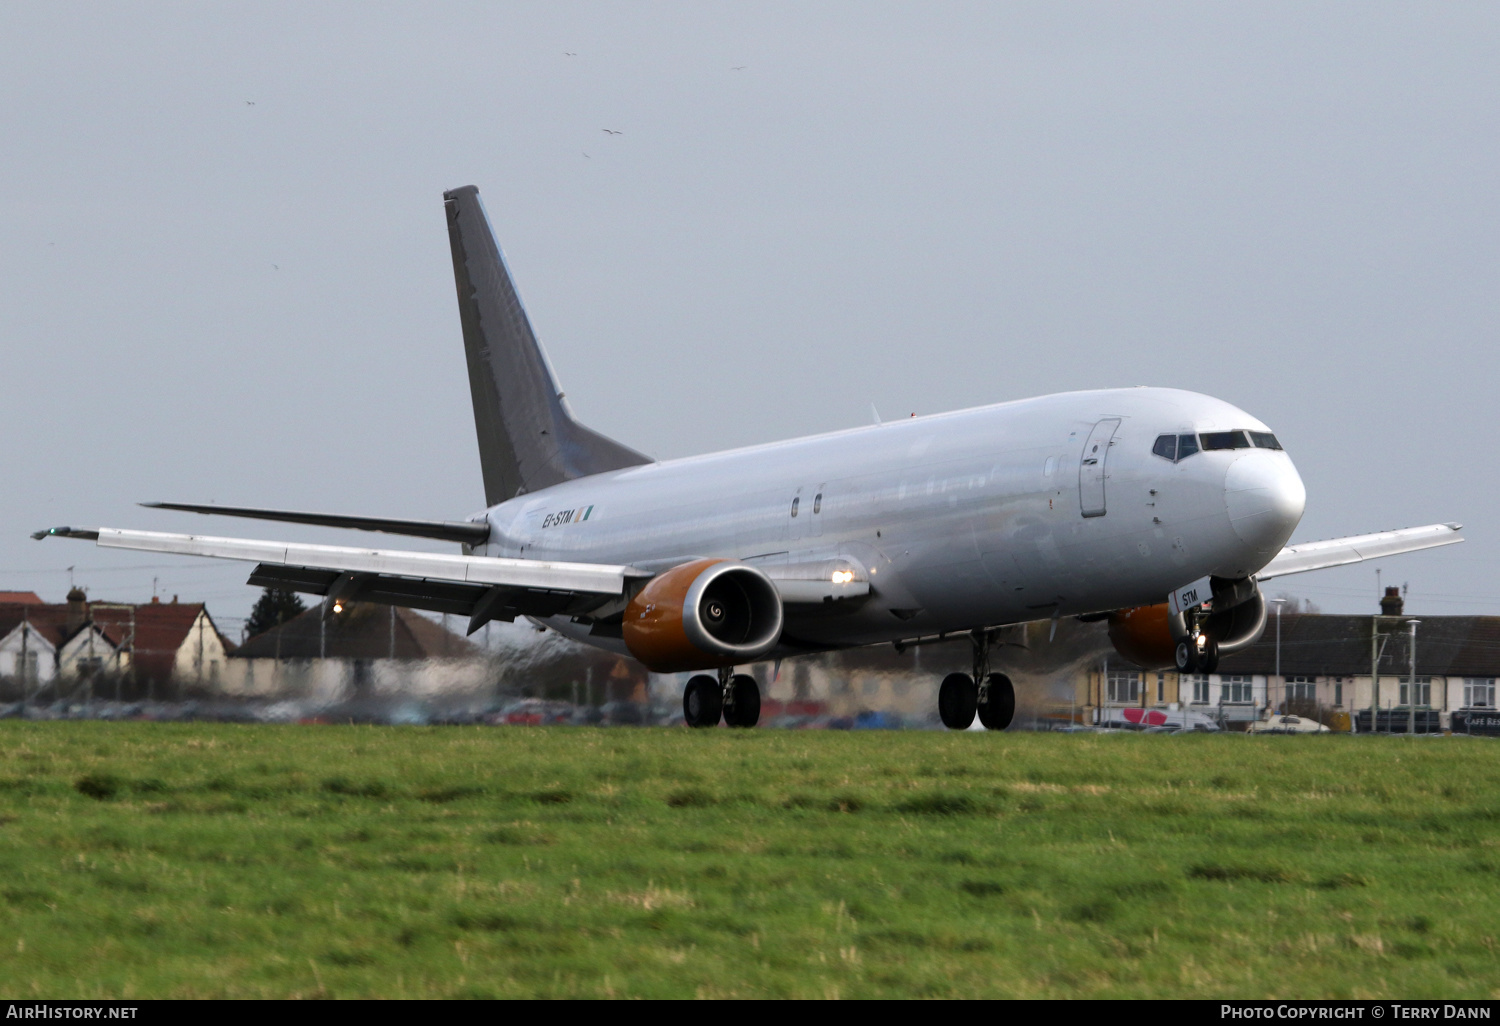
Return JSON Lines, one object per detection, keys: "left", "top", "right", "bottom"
{"left": 1079, "top": 418, "right": 1120, "bottom": 518}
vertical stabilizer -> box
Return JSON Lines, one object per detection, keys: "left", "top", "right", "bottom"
{"left": 444, "top": 185, "right": 649, "bottom": 505}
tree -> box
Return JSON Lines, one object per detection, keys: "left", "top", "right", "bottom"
{"left": 245, "top": 587, "right": 306, "bottom": 639}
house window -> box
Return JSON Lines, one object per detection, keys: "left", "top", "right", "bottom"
{"left": 1463, "top": 678, "right": 1494, "bottom": 709}
{"left": 1286, "top": 676, "right": 1316, "bottom": 703}
{"left": 1106, "top": 670, "right": 1140, "bottom": 704}
{"left": 76, "top": 657, "right": 103, "bottom": 676}
{"left": 1221, "top": 675, "right": 1254, "bottom": 704}
{"left": 1156, "top": 673, "right": 1165, "bottom": 703}
{"left": 1190, "top": 675, "right": 1211, "bottom": 704}
{"left": 1399, "top": 677, "right": 1432, "bottom": 708}
{"left": 1332, "top": 677, "right": 1345, "bottom": 706}
{"left": 17, "top": 651, "right": 38, "bottom": 684}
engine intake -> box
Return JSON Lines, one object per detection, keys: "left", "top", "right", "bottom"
{"left": 622, "top": 559, "right": 784, "bottom": 672}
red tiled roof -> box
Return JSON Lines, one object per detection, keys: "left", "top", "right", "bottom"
{"left": 89, "top": 603, "right": 211, "bottom": 686}
{"left": 233, "top": 603, "right": 477, "bottom": 660}
{"left": 0, "top": 592, "right": 43, "bottom": 605}
{"left": 0, "top": 603, "right": 72, "bottom": 648}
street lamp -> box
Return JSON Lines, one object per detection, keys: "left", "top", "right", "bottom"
{"left": 1270, "top": 597, "right": 1287, "bottom": 716}
{"left": 1407, "top": 619, "right": 1421, "bottom": 736}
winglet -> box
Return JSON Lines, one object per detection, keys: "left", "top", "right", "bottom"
{"left": 31, "top": 526, "right": 100, "bottom": 541}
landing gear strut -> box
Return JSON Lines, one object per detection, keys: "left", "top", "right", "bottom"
{"left": 683, "top": 668, "right": 761, "bottom": 728}
{"left": 937, "top": 629, "right": 1015, "bottom": 731}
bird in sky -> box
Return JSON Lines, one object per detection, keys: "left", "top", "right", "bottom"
{"left": 245, "top": 100, "right": 255, "bottom": 105}
{"left": 732, "top": 66, "right": 747, "bottom": 70}
{"left": 564, "top": 52, "right": 576, "bottom": 56}
{"left": 602, "top": 129, "right": 622, "bottom": 135}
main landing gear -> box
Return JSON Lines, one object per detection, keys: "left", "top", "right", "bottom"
{"left": 937, "top": 629, "right": 1015, "bottom": 731}
{"left": 684, "top": 667, "right": 761, "bottom": 728}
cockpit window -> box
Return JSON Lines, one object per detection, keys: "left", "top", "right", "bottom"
{"left": 1249, "top": 431, "right": 1282, "bottom": 450}
{"left": 1200, "top": 430, "right": 1251, "bottom": 451}
{"left": 1152, "top": 433, "right": 1200, "bottom": 463}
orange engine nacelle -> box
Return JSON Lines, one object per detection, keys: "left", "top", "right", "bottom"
{"left": 622, "top": 558, "right": 785, "bottom": 673}
{"left": 1107, "top": 603, "right": 1180, "bottom": 671}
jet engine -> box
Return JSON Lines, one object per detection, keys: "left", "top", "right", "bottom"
{"left": 621, "top": 558, "right": 784, "bottom": 673}
{"left": 1106, "top": 578, "right": 1268, "bottom": 672}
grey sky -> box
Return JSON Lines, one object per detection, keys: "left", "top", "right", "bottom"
{"left": 2, "top": 3, "right": 1496, "bottom": 635}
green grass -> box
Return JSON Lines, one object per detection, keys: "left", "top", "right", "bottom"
{"left": 0, "top": 724, "right": 1496, "bottom": 998}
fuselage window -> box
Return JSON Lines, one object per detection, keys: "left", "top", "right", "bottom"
{"left": 790, "top": 496, "right": 799, "bottom": 517}
{"left": 1199, "top": 430, "right": 1250, "bottom": 451}
{"left": 813, "top": 493, "right": 822, "bottom": 514}
{"left": 1177, "top": 434, "right": 1199, "bottom": 459}
{"left": 1249, "top": 431, "right": 1282, "bottom": 450}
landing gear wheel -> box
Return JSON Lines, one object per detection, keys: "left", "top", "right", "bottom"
{"left": 683, "top": 675, "right": 722, "bottom": 728}
{"left": 938, "top": 672, "right": 978, "bottom": 730}
{"left": 977, "top": 673, "right": 1015, "bottom": 730}
{"left": 723, "top": 674, "right": 761, "bottom": 728}
{"left": 1174, "top": 639, "right": 1199, "bottom": 674}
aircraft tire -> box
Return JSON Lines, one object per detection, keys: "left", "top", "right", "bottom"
{"left": 938, "top": 672, "right": 978, "bottom": 730}
{"left": 1199, "top": 638, "right": 1220, "bottom": 674}
{"left": 977, "top": 672, "right": 1015, "bottom": 730}
{"left": 723, "top": 675, "right": 761, "bottom": 728}
{"left": 683, "top": 675, "right": 722, "bottom": 728}
{"left": 1174, "top": 640, "right": 1199, "bottom": 674}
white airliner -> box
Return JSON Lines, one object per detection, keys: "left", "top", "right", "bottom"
{"left": 35, "top": 186, "right": 1464, "bottom": 729}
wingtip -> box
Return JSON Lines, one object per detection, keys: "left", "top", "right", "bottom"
{"left": 31, "top": 526, "right": 100, "bottom": 541}
{"left": 1446, "top": 522, "right": 1463, "bottom": 531}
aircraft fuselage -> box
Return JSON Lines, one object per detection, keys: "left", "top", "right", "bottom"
{"left": 478, "top": 386, "right": 1306, "bottom": 656}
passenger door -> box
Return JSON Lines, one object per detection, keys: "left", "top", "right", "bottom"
{"left": 1079, "top": 418, "right": 1121, "bottom": 518}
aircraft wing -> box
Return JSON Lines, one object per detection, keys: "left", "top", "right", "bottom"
{"left": 1257, "top": 522, "right": 1464, "bottom": 580}
{"left": 34, "top": 526, "right": 645, "bottom": 633}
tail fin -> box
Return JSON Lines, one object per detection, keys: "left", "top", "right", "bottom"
{"left": 444, "top": 185, "right": 649, "bottom": 505}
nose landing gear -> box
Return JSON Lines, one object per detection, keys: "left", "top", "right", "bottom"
{"left": 937, "top": 629, "right": 1015, "bottom": 731}
{"left": 683, "top": 667, "right": 762, "bottom": 728}
{"left": 1173, "top": 614, "right": 1220, "bottom": 674}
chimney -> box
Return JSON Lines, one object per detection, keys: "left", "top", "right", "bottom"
{"left": 1380, "top": 586, "right": 1404, "bottom": 616}
{"left": 65, "top": 586, "right": 88, "bottom": 635}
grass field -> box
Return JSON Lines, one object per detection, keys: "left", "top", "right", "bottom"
{"left": 0, "top": 723, "right": 1496, "bottom": 998}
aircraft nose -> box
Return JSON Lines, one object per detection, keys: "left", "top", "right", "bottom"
{"left": 1224, "top": 450, "right": 1305, "bottom": 556}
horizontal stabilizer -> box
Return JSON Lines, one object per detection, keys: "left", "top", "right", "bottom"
{"left": 140, "top": 502, "right": 490, "bottom": 545}
{"left": 1258, "top": 522, "right": 1464, "bottom": 580}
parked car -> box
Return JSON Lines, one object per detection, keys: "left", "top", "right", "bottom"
{"left": 1248, "top": 713, "right": 1330, "bottom": 734}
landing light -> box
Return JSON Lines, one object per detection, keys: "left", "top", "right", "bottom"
{"left": 831, "top": 570, "right": 855, "bottom": 584}
{"left": 333, "top": 600, "right": 344, "bottom": 613}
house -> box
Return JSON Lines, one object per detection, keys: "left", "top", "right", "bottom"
{"left": 0, "top": 590, "right": 234, "bottom": 701}
{"left": 224, "top": 602, "right": 491, "bottom": 701}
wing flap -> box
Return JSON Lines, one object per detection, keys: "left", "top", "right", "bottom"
{"left": 1258, "top": 522, "right": 1464, "bottom": 580}
{"left": 245, "top": 563, "right": 593, "bottom": 620}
